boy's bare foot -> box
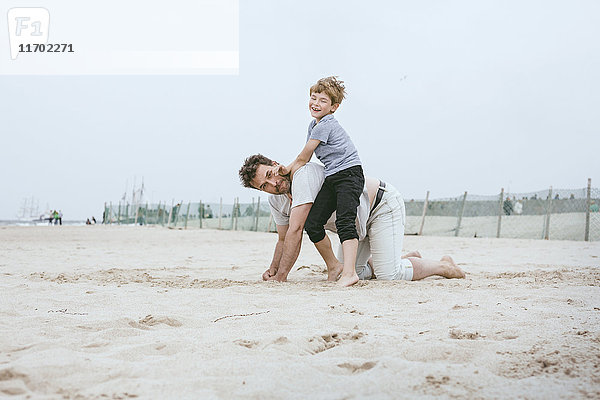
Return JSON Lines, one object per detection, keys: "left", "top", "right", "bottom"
{"left": 403, "top": 250, "right": 422, "bottom": 258}
{"left": 337, "top": 272, "right": 359, "bottom": 287}
{"left": 327, "top": 262, "right": 343, "bottom": 281}
{"left": 440, "top": 256, "right": 466, "bottom": 279}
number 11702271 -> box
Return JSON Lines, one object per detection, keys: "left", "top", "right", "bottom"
{"left": 19, "top": 43, "right": 74, "bottom": 53}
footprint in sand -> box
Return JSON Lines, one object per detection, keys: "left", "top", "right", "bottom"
{"left": 267, "top": 332, "right": 366, "bottom": 355}
{"left": 337, "top": 361, "right": 377, "bottom": 374}
{"left": 128, "top": 315, "right": 182, "bottom": 330}
{"left": 272, "top": 336, "right": 290, "bottom": 345}
{"left": 234, "top": 339, "right": 259, "bottom": 349}
{"left": 307, "top": 332, "right": 365, "bottom": 355}
{"left": 449, "top": 329, "right": 482, "bottom": 340}
{"left": 0, "top": 368, "right": 31, "bottom": 396}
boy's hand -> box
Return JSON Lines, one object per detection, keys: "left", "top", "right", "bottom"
{"left": 276, "top": 164, "right": 290, "bottom": 176}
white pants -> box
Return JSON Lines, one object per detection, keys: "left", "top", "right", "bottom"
{"left": 336, "top": 183, "right": 413, "bottom": 281}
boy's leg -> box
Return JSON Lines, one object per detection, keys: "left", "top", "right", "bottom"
{"left": 338, "top": 239, "right": 359, "bottom": 286}
{"left": 305, "top": 179, "right": 337, "bottom": 244}
{"left": 332, "top": 166, "right": 365, "bottom": 287}
{"left": 336, "top": 237, "right": 372, "bottom": 280}
{"left": 313, "top": 234, "right": 343, "bottom": 281}
{"left": 306, "top": 179, "right": 339, "bottom": 280}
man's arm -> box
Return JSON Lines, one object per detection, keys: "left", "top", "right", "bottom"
{"left": 262, "top": 224, "right": 289, "bottom": 280}
{"left": 267, "top": 203, "right": 312, "bottom": 282}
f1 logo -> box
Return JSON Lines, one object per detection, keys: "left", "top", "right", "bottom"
{"left": 7, "top": 8, "right": 50, "bottom": 60}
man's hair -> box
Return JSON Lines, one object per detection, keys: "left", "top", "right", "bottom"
{"left": 239, "top": 154, "right": 274, "bottom": 189}
{"left": 309, "top": 76, "right": 346, "bottom": 105}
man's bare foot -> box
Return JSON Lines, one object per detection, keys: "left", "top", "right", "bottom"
{"left": 403, "top": 250, "right": 422, "bottom": 258}
{"left": 327, "top": 262, "right": 343, "bottom": 281}
{"left": 367, "top": 258, "right": 376, "bottom": 279}
{"left": 440, "top": 256, "right": 465, "bottom": 279}
{"left": 337, "top": 272, "right": 359, "bottom": 287}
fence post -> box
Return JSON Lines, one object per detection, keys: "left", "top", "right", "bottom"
{"left": 254, "top": 197, "right": 261, "bottom": 231}
{"left": 167, "top": 199, "right": 174, "bottom": 228}
{"left": 184, "top": 202, "right": 191, "bottom": 229}
{"left": 230, "top": 198, "right": 235, "bottom": 230}
{"left": 134, "top": 202, "right": 139, "bottom": 225}
{"left": 234, "top": 197, "right": 239, "bottom": 231}
{"left": 157, "top": 201, "right": 162, "bottom": 225}
{"left": 125, "top": 203, "right": 129, "bottom": 223}
{"left": 455, "top": 191, "right": 467, "bottom": 237}
{"left": 585, "top": 178, "right": 591, "bottom": 241}
{"left": 418, "top": 191, "right": 429, "bottom": 236}
{"left": 267, "top": 213, "right": 273, "bottom": 232}
{"left": 144, "top": 202, "right": 148, "bottom": 225}
{"left": 109, "top": 202, "right": 113, "bottom": 224}
{"left": 117, "top": 202, "right": 122, "bottom": 225}
{"left": 496, "top": 188, "right": 504, "bottom": 238}
{"left": 218, "top": 197, "right": 223, "bottom": 229}
{"left": 543, "top": 187, "right": 553, "bottom": 240}
{"left": 199, "top": 201, "right": 203, "bottom": 229}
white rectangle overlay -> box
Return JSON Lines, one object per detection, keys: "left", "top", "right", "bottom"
{"left": 1, "top": 0, "right": 239, "bottom": 75}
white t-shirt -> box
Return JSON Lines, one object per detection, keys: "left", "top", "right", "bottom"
{"left": 268, "top": 163, "right": 370, "bottom": 240}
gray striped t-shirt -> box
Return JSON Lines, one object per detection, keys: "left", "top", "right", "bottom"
{"left": 307, "top": 114, "right": 361, "bottom": 177}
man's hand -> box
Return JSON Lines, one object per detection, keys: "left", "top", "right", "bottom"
{"left": 262, "top": 268, "right": 276, "bottom": 281}
{"left": 266, "top": 272, "right": 287, "bottom": 282}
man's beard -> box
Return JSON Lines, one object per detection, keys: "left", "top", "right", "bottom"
{"left": 276, "top": 178, "right": 291, "bottom": 194}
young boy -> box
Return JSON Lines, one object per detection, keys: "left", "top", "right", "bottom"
{"left": 279, "top": 76, "right": 364, "bottom": 287}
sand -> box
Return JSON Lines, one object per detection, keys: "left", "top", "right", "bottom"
{"left": 1, "top": 225, "right": 599, "bottom": 399}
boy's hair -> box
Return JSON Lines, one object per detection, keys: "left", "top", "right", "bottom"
{"left": 310, "top": 76, "right": 346, "bottom": 105}
{"left": 239, "top": 154, "right": 274, "bottom": 189}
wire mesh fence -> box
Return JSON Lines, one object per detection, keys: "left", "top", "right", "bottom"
{"left": 102, "top": 198, "right": 274, "bottom": 233}
{"left": 103, "top": 180, "right": 599, "bottom": 241}
{"left": 405, "top": 181, "right": 599, "bottom": 241}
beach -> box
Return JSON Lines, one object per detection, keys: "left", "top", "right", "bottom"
{"left": 1, "top": 225, "right": 599, "bottom": 399}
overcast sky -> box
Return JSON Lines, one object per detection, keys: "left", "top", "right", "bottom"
{"left": 1, "top": 0, "right": 599, "bottom": 220}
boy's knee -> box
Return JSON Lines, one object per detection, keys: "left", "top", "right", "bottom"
{"left": 305, "top": 217, "right": 325, "bottom": 243}
{"left": 305, "top": 226, "right": 326, "bottom": 243}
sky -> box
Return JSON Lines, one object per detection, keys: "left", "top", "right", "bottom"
{"left": 1, "top": 0, "right": 599, "bottom": 220}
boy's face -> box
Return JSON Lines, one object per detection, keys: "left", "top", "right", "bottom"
{"left": 309, "top": 91, "right": 339, "bottom": 121}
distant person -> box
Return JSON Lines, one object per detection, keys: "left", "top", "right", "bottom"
{"left": 102, "top": 210, "right": 106, "bottom": 224}
{"left": 554, "top": 193, "right": 560, "bottom": 200}
{"left": 52, "top": 210, "right": 59, "bottom": 225}
{"left": 503, "top": 197, "right": 513, "bottom": 215}
{"left": 591, "top": 201, "right": 599, "bottom": 213}
{"left": 92, "top": 216, "right": 97, "bottom": 224}
{"left": 569, "top": 193, "right": 575, "bottom": 200}
{"left": 86, "top": 218, "right": 91, "bottom": 225}
{"left": 172, "top": 203, "right": 181, "bottom": 223}
{"left": 58, "top": 210, "right": 63, "bottom": 225}
{"left": 514, "top": 199, "right": 523, "bottom": 215}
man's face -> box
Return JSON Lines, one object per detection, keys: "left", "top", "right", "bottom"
{"left": 309, "top": 91, "right": 338, "bottom": 121}
{"left": 251, "top": 163, "right": 291, "bottom": 195}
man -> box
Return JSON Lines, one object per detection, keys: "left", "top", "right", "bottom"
{"left": 238, "top": 154, "right": 465, "bottom": 285}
